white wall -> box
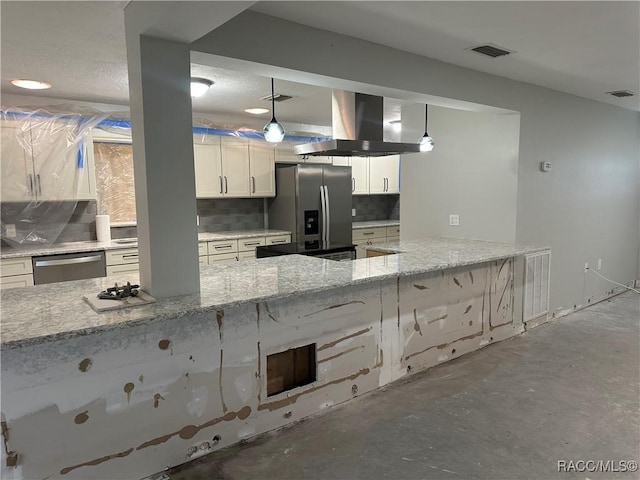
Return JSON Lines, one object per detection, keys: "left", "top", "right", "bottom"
{"left": 191, "top": 10, "right": 640, "bottom": 314}
{"left": 401, "top": 107, "right": 520, "bottom": 243}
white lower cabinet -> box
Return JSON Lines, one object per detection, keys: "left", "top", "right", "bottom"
{"left": 0, "top": 257, "right": 34, "bottom": 290}
{"left": 106, "top": 247, "right": 139, "bottom": 277}
{"left": 237, "top": 251, "right": 257, "bottom": 260}
{"left": 238, "top": 237, "right": 266, "bottom": 252}
{"left": 352, "top": 225, "right": 400, "bottom": 259}
{"left": 266, "top": 235, "right": 291, "bottom": 245}
{"left": 208, "top": 252, "right": 239, "bottom": 264}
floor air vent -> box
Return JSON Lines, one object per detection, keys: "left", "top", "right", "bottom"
{"left": 524, "top": 251, "right": 551, "bottom": 322}
{"left": 469, "top": 44, "right": 512, "bottom": 58}
{"left": 607, "top": 90, "right": 635, "bottom": 98}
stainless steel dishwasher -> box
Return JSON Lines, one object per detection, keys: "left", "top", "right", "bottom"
{"left": 32, "top": 251, "right": 107, "bottom": 285}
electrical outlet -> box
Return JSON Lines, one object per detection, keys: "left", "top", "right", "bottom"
{"left": 5, "top": 224, "right": 16, "bottom": 238}
{"left": 597, "top": 258, "right": 602, "bottom": 270}
{"left": 449, "top": 214, "right": 460, "bottom": 226}
{"left": 584, "top": 262, "right": 589, "bottom": 273}
{"left": 352, "top": 208, "right": 356, "bottom": 217}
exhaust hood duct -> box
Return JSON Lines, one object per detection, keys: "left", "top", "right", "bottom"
{"left": 294, "top": 91, "right": 420, "bottom": 157}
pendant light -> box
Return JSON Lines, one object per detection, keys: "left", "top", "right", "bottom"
{"left": 263, "top": 78, "right": 285, "bottom": 143}
{"left": 419, "top": 104, "right": 435, "bottom": 152}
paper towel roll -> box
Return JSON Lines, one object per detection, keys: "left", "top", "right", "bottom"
{"left": 96, "top": 215, "right": 111, "bottom": 242}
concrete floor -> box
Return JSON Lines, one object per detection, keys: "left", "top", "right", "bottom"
{"left": 169, "top": 292, "right": 640, "bottom": 480}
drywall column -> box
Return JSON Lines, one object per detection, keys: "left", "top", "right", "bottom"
{"left": 124, "top": 33, "right": 200, "bottom": 297}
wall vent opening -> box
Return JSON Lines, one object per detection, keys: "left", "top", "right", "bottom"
{"left": 469, "top": 44, "right": 513, "bottom": 58}
{"left": 267, "top": 343, "right": 316, "bottom": 396}
{"left": 260, "top": 93, "right": 293, "bottom": 103}
{"left": 607, "top": 90, "right": 635, "bottom": 98}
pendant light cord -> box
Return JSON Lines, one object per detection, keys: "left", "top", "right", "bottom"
{"left": 271, "top": 78, "right": 276, "bottom": 122}
{"left": 424, "top": 104, "right": 429, "bottom": 135}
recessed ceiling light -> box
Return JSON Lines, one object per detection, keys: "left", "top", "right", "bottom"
{"left": 10, "top": 79, "right": 52, "bottom": 90}
{"left": 190, "top": 78, "right": 213, "bottom": 98}
{"left": 244, "top": 107, "right": 270, "bottom": 115}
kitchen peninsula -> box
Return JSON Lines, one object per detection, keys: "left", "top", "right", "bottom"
{"left": 1, "top": 237, "right": 548, "bottom": 480}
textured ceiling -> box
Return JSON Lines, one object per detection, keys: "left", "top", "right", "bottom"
{"left": 1, "top": 0, "right": 638, "bottom": 123}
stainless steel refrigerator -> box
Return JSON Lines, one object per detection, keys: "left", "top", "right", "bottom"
{"left": 268, "top": 164, "right": 352, "bottom": 246}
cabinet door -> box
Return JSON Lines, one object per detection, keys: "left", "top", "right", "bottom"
{"left": 1, "top": 120, "right": 33, "bottom": 202}
{"left": 220, "top": 138, "right": 250, "bottom": 197}
{"left": 194, "top": 139, "right": 223, "bottom": 198}
{"left": 274, "top": 141, "right": 301, "bottom": 164}
{"left": 368, "top": 157, "right": 387, "bottom": 194}
{"left": 382, "top": 155, "right": 400, "bottom": 194}
{"left": 31, "top": 122, "right": 80, "bottom": 201}
{"left": 249, "top": 142, "right": 275, "bottom": 197}
{"left": 351, "top": 157, "right": 369, "bottom": 195}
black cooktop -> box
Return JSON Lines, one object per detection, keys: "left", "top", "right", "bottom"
{"left": 256, "top": 241, "right": 356, "bottom": 258}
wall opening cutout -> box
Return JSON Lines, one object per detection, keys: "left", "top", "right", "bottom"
{"left": 267, "top": 343, "right": 316, "bottom": 396}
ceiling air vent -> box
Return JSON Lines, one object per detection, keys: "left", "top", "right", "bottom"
{"left": 607, "top": 90, "right": 635, "bottom": 98}
{"left": 469, "top": 44, "right": 512, "bottom": 58}
{"left": 260, "top": 93, "right": 293, "bottom": 102}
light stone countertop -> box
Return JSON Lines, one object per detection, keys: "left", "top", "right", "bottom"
{"left": 352, "top": 220, "right": 400, "bottom": 230}
{"left": 0, "top": 237, "right": 548, "bottom": 350}
{"left": 0, "top": 230, "right": 292, "bottom": 259}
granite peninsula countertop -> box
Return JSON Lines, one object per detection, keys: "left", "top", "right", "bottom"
{"left": 0, "top": 230, "right": 291, "bottom": 259}
{"left": 352, "top": 220, "right": 399, "bottom": 229}
{"left": 1, "top": 237, "right": 548, "bottom": 349}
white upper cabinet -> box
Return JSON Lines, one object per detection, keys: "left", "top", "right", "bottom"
{"left": 220, "top": 137, "right": 251, "bottom": 197}
{"left": 194, "top": 136, "right": 275, "bottom": 199}
{"left": 351, "top": 157, "right": 370, "bottom": 195}
{"left": 193, "top": 138, "right": 223, "bottom": 198}
{"left": 369, "top": 155, "right": 400, "bottom": 194}
{"left": 1, "top": 120, "right": 31, "bottom": 202}
{"left": 274, "top": 141, "right": 302, "bottom": 164}
{"left": 248, "top": 141, "right": 275, "bottom": 197}
{"left": 1, "top": 119, "right": 96, "bottom": 202}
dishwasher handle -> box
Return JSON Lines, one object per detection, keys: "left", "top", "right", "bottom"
{"left": 34, "top": 255, "right": 104, "bottom": 267}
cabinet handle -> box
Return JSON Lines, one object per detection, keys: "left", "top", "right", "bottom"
{"left": 224, "top": 176, "right": 228, "bottom": 193}
{"left": 219, "top": 176, "right": 223, "bottom": 194}
{"left": 352, "top": 177, "right": 355, "bottom": 192}
{"left": 270, "top": 240, "right": 286, "bottom": 244}
{"left": 251, "top": 176, "right": 256, "bottom": 193}
{"left": 37, "top": 174, "right": 42, "bottom": 195}
{"left": 215, "top": 245, "right": 232, "bottom": 250}
{"left": 362, "top": 232, "right": 375, "bottom": 236}
{"left": 244, "top": 241, "right": 260, "bottom": 246}
{"left": 122, "top": 254, "right": 138, "bottom": 259}
{"left": 27, "top": 174, "right": 33, "bottom": 195}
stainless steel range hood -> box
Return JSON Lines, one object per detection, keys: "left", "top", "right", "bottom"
{"left": 294, "top": 91, "right": 420, "bottom": 157}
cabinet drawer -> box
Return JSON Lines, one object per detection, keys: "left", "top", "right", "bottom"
{"left": 352, "top": 227, "right": 386, "bottom": 243}
{"left": 106, "top": 263, "right": 139, "bottom": 277}
{"left": 198, "top": 242, "right": 208, "bottom": 256}
{"left": 0, "top": 257, "right": 33, "bottom": 277}
{"left": 237, "top": 250, "right": 256, "bottom": 260}
{"left": 106, "top": 248, "right": 139, "bottom": 266}
{"left": 238, "top": 237, "right": 266, "bottom": 252}
{"left": 199, "top": 256, "right": 209, "bottom": 266}
{"left": 0, "top": 274, "right": 34, "bottom": 289}
{"left": 208, "top": 252, "right": 238, "bottom": 264}
{"left": 386, "top": 226, "right": 400, "bottom": 237}
{"left": 265, "top": 235, "right": 291, "bottom": 245}
{"left": 386, "top": 236, "right": 400, "bottom": 243}
{"left": 207, "top": 240, "right": 238, "bottom": 255}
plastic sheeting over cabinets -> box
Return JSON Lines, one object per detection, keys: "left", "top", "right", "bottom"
{"left": 1, "top": 106, "right": 106, "bottom": 245}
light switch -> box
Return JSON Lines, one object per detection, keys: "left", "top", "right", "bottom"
{"left": 449, "top": 215, "right": 460, "bottom": 226}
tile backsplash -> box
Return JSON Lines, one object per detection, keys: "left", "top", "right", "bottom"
{"left": 352, "top": 195, "right": 400, "bottom": 222}
{"left": 197, "top": 198, "right": 265, "bottom": 232}
{"left": 1, "top": 201, "right": 97, "bottom": 246}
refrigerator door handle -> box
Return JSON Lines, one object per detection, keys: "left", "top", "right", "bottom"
{"left": 324, "top": 185, "right": 330, "bottom": 242}
{"left": 320, "top": 185, "right": 327, "bottom": 242}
